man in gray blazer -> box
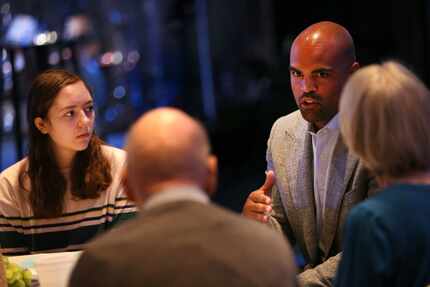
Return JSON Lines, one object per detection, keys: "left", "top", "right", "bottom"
{"left": 243, "top": 21, "right": 374, "bottom": 286}
{"left": 69, "top": 108, "right": 297, "bottom": 287}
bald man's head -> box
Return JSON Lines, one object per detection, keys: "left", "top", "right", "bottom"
{"left": 125, "top": 108, "right": 217, "bottom": 203}
{"left": 292, "top": 21, "right": 356, "bottom": 68}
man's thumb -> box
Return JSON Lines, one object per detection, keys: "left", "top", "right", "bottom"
{"left": 261, "top": 170, "right": 275, "bottom": 195}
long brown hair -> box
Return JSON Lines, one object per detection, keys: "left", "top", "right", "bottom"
{"left": 22, "top": 69, "right": 112, "bottom": 218}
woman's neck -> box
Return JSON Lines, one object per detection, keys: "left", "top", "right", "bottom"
{"left": 53, "top": 147, "right": 76, "bottom": 170}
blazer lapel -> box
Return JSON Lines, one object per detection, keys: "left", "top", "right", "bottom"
{"left": 319, "top": 136, "right": 358, "bottom": 258}
{"left": 281, "top": 120, "right": 318, "bottom": 263}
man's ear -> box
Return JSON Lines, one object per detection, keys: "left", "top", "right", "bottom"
{"left": 205, "top": 155, "right": 218, "bottom": 197}
{"left": 34, "top": 117, "right": 48, "bottom": 134}
{"left": 350, "top": 61, "right": 360, "bottom": 74}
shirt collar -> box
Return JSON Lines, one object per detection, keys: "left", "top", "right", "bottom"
{"left": 141, "top": 185, "right": 210, "bottom": 211}
{"left": 308, "top": 114, "right": 339, "bottom": 135}
{"left": 325, "top": 113, "right": 339, "bottom": 131}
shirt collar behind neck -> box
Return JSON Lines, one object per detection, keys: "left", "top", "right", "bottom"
{"left": 141, "top": 185, "right": 210, "bottom": 212}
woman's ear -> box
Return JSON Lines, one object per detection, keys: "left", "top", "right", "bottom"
{"left": 34, "top": 117, "right": 48, "bottom": 134}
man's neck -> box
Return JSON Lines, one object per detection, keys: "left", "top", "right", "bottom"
{"left": 313, "top": 122, "right": 325, "bottom": 132}
{"left": 311, "top": 114, "right": 339, "bottom": 132}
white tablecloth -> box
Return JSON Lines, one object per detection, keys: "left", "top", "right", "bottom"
{"left": 9, "top": 251, "right": 82, "bottom": 287}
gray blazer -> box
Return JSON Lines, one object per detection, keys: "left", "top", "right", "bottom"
{"left": 69, "top": 200, "right": 297, "bottom": 287}
{"left": 266, "top": 111, "right": 374, "bottom": 286}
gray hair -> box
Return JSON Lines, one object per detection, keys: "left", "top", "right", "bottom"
{"left": 340, "top": 60, "right": 430, "bottom": 178}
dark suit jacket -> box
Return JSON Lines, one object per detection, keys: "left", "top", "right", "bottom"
{"left": 266, "top": 111, "right": 375, "bottom": 285}
{"left": 69, "top": 200, "right": 297, "bottom": 287}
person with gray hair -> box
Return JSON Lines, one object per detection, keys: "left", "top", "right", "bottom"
{"left": 69, "top": 107, "right": 297, "bottom": 287}
{"left": 335, "top": 61, "right": 430, "bottom": 286}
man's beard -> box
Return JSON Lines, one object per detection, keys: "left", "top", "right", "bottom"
{"left": 297, "top": 93, "right": 334, "bottom": 126}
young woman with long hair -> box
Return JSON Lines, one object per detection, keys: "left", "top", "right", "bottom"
{"left": 0, "top": 69, "right": 136, "bottom": 255}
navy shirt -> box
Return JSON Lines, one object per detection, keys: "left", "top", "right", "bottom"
{"left": 335, "top": 183, "right": 430, "bottom": 286}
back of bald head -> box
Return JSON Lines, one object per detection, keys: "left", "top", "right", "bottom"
{"left": 293, "top": 21, "right": 356, "bottom": 65}
{"left": 126, "top": 108, "right": 212, "bottom": 192}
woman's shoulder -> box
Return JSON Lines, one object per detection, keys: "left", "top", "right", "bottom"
{"left": 100, "top": 145, "right": 126, "bottom": 173}
{"left": 0, "top": 158, "right": 29, "bottom": 201}
{"left": 0, "top": 158, "right": 28, "bottom": 182}
{"left": 100, "top": 145, "right": 126, "bottom": 161}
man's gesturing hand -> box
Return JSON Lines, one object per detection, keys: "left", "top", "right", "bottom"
{"left": 242, "top": 170, "right": 275, "bottom": 223}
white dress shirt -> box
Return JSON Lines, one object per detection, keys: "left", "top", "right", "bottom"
{"left": 308, "top": 114, "right": 340, "bottom": 239}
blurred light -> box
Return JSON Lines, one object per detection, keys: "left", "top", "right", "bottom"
{"left": 113, "top": 86, "right": 126, "bottom": 99}
{"left": 2, "top": 49, "right": 7, "bottom": 61}
{"left": 34, "top": 33, "right": 47, "bottom": 46}
{"left": 2, "top": 61, "right": 12, "bottom": 74}
{"left": 48, "top": 51, "right": 60, "bottom": 65}
{"left": 5, "top": 14, "right": 39, "bottom": 46}
{"left": 3, "top": 101, "right": 15, "bottom": 133}
{"left": 34, "top": 31, "right": 57, "bottom": 46}
{"left": 64, "top": 15, "right": 92, "bottom": 40}
{"left": 47, "top": 31, "right": 58, "bottom": 44}
{"left": 62, "top": 48, "right": 72, "bottom": 60}
{"left": 111, "top": 51, "right": 123, "bottom": 65}
{"left": 127, "top": 50, "right": 140, "bottom": 64}
{"left": 14, "top": 51, "right": 25, "bottom": 71}
{"left": 100, "top": 52, "right": 113, "bottom": 66}
{"left": 124, "top": 51, "right": 139, "bottom": 71}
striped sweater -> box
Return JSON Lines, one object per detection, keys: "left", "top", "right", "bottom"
{"left": 0, "top": 145, "right": 137, "bottom": 255}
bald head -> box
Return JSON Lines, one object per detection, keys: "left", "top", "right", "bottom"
{"left": 125, "top": 108, "right": 216, "bottom": 202}
{"left": 292, "top": 21, "right": 356, "bottom": 66}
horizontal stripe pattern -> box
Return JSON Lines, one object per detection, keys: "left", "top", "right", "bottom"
{"left": 0, "top": 205, "right": 136, "bottom": 233}
{"left": 0, "top": 196, "right": 131, "bottom": 221}
{"left": 0, "top": 207, "right": 137, "bottom": 255}
{"left": 0, "top": 145, "right": 138, "bottom": 255}
{"left": 1, "top": 222, "right": 124, "bottom": 254}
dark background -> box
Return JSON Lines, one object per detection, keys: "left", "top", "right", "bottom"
{"left": 1, "top": 0, "right": 429, "bottom": 212}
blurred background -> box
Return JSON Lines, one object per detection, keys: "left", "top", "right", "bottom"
{"left": 1, "top": 0, "right": 429, "bottom": 212}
